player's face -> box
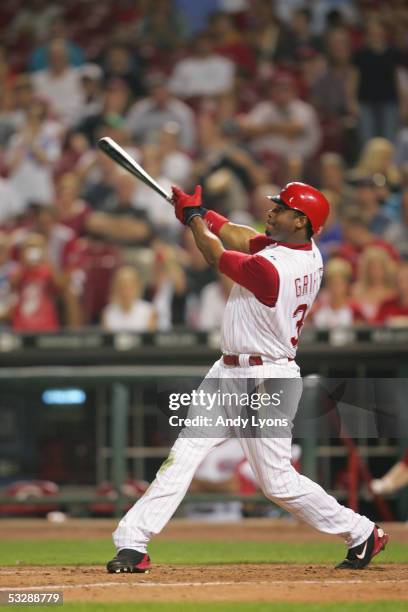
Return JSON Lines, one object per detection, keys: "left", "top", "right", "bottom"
{"left": 265, "top": 203, "right": 300, "bottom": 240}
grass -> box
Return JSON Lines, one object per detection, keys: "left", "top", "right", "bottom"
{"left": 0, "top": 538, "right": 405, "bottom": 567}
{"left": 1, "top": 536, "right": 405, "bottom": 611}
{"left": 28, "top": 603, "right": 408, "bottom": 612}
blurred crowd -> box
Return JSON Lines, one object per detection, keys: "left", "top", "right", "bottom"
{"left": 1, "top": 0, "right": 408, "bottom": 332}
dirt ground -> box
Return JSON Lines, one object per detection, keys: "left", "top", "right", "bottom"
{"left": 0, "top": 519, "right": 407, "bottom": 604}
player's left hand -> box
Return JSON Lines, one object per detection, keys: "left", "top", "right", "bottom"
{"left": 172, "top": 185, "right": 207, "bottom": 225}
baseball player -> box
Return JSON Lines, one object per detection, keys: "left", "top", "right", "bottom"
{"left": 107, "top": 182, "right": 389, "bottom": 573}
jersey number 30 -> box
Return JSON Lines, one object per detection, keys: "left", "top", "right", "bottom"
{"left": 291, "top": 304, "right": 308, "bottom": 347}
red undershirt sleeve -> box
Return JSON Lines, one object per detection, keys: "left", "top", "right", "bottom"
{"left": 219, "top": 251, "right": 280, "bottom": 307}
{"left": 249, "top": 234, "right": 273, "bottom": 254}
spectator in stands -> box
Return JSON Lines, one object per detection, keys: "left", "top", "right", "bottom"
{"left": 133, "top": 145, "right": 179, "bottom": 241}
{"left": 101, "top": 44, "right": 144, "bottom": 99}
{"left": 32, "top": 38, "right": 83, "bottom": 127}
{"left": 173, "top": 230, "right": 216, "bottom": 327}
{"left": 64, "top": 236, "right": 121, "bottom": 327}
{"left": 54, "top": 130, "right": 91, "bottom": 177}
{"left": 5, "top": 98, "right": 63, "bottom": 211}
{"left": 352, "top": 177, "right": 392, "bottom": 236}
{"left": 353, "top": 137, "right": 401, "bottom": 191}
{"left": 209, "top": 11, "right": 256, "bottom": 75}
{"left": 77, "top": 78, "right": 131, "bottom": 146}
{"left": 28, "top": 15, "right": 85, "bottom": 72}
{"left": 80, "top": 142, "right": 120, "bottom": 210}
{"left": 275, "top": 7, "right": 323, "bottom": 64}
{"left": 57, "top": 168, "right": 152, "bottom": 251}
{"left": 384, "top": 189, "right": 408, "bottom": 259}
{"left": 12, "top": 233, "right": 62, "bottom": 332}
{"left": 0, "top": 74, "right": 35, "bottom": 145}
{"left": 198, "top": 272, "right": 233, "bottom": 330}
{"left": 9, "top": 0, "right": 61, "bottom": 43}
{"left": 352, "top": 18, "right": 403, "bottom": 144}
{"left": 147, "top": 243, "right": 187, "bottom": 330}
{"left": 137, "top": 0, "right": 188, "bottom": 53}
{"left": 337, "top": 212, "right": 399, "bottom": 273}
{"left": 318, "top": 153, "right": 355, "bottom": 213}
{"left": 237, "top": 72, "right": 321, "bottom": 177}
{"left": 376, "top": 261, "right": 408, "bottom": 326}
{"left": 196, "top": 113, "right": 267, "bottom": 217}
{"left": 55, "top": 172, "right": 92, "bottom": 236}
{"left": 103, "top": 265, "right": 157, "bottom": 332}
{"left": 101, "top": 170, "right": 153, "bottom": 246}
{"left": 29, "top": 203, "right": 76, "bottom": 272}
{"left": 158, "top": 122, "right": 194, "bottom": 188}
{"left": 352, "top": 247, "right": 397, "bottom": 323}
{"left": 310, "top": 27, "right": 357, "bottom": 155}
{"left": 169, "top": 32, "right": 235, "bottom": 99}
{"left": 311, "top": 3, "right": 358, "bottom": 36}
{"left": 0, "top": 233, "right": 16, "bottom": 327}
{"left": 125, "top": 73, "right": 196, "bottom": 151}
{"left": 75, "top": 64, "right": 104, "bottom": 125}
{"left": 312, "top": 258, "right": 359, "bottom": 328}
{"left": 247, "top": 1, "right": 287, "bottom": 71}
{"left": 0, "top": 176, "right": 23, "bottom": 226}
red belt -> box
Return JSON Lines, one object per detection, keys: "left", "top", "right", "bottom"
{"left": 222, "top": 354, "right": 294, "bottom": 367}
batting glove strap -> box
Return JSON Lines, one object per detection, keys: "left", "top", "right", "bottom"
{"left": 184, "top": 206, "right": 208, "bottom": 225}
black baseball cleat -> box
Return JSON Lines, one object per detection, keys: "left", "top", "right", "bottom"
{"left": 335, "top": 525, "right": 389, "bottom": 570}
{"left": 106, "top": 549, "right": 151, "bottom": 573}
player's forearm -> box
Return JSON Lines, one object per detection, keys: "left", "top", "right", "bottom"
{"left": 189, "top": 216, "right": 225, "bottom": 268}
{"left": 219, "top": 222, "right": 258, "bottom": 253}
{"left": 203, "top": 210, "right": 257, "bottom": 253}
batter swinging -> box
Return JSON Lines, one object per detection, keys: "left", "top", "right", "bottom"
{"left": 107, "top": 182, "right": 389, "bottom": 573}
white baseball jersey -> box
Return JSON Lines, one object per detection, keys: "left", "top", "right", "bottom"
{"left": 220, "top": 237, "right": 324, "bottom": 360}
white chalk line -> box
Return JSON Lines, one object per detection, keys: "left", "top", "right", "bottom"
{"left": 1, "top": 579, "right": 408, "bottom": 591}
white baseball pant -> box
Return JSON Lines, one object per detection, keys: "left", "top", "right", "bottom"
{"left": 113, "top": 358, "right": 374, "bottom": 553}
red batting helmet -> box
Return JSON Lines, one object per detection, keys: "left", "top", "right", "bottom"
{"left": 267, "top": 182, "right": 330, "bottom": 234}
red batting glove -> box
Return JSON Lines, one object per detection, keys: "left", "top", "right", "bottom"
{"left": 172, "top": 185, "right": 206, "bottom": 225}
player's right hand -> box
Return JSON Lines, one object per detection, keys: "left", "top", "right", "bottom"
{"left": 172, "top": 185, "right": 207, "bottom": 225}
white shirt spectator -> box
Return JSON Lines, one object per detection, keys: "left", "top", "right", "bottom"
{"left": 103, "top": 300, "right": 155, "bottom": 332}
{"left": 162, "top": 151, "right": 193, "bottom": 188}
{"left": 33, "top": 67, "right": 83, "bottom": 127}
{"left": 126, "top": 98, "right": 196, "bottom": 150}
{"left": 7, "top": 120, "right": 62, "bottom": 209}
{"left": 245, "top": 99, "right": 321, "bottom": 159}
{"left": 133, "top": 175, "right": 181, "bottom": 238}
{"left": 313, "top": 304, "right": 354, "bottom": 328}
{"left": 169, "top": 54, "right": 235, "bottom": 98}
{"left": 0, "top": 178, "right": 24, "bottom": 224}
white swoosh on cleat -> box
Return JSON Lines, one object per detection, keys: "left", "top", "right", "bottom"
{"left": 356, "top": 541, "right": 368, "bottom": 560}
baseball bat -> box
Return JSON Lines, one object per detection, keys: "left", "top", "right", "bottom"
{"left": 97, "top": 136, "right": 173, "bottom": 204}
